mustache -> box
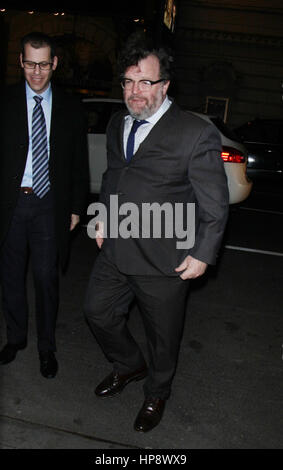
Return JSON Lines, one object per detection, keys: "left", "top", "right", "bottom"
{"left": 128, "top": 94, "right": 147, "bottom": 101}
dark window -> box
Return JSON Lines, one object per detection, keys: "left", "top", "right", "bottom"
{"left": 234, "top": 121, "right": 264, "bottom": 142}
{"left": 261, "top": 121, "right": 282, "bottom": 145}
{"left": 234, "top": 120, "right": 283, "bottom": 144}
{"left": 83, "top": 101, "right": 125, "bottom": 134}
{"left": 210, "top": 117, "right": 241, "bottom": 142}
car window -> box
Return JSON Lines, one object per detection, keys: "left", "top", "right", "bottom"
{"left": 234, "top": 120, "right": 283, "bottom": 144}
{"left": 261, "top": 121, "right": 282, "bottom": 144}
{"left": 83, "top": 101, "right": 125, "bottom": 134}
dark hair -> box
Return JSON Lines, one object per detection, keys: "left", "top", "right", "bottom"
{"left": 117, "top": 32, "right": 173, "bottom": 81}
{"left": 21, "top": 32, "right": 56, "bottom": 59}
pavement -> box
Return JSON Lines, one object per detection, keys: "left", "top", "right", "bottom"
{"left": 0, "top": 226, "right": 282, "bottom": 450}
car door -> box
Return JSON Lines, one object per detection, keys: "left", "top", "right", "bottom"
{"left": 236, "top": 120, "right": 283, "bottom": 175}
{"left": 84, "top": 99, "right": 125, "bottom": 193}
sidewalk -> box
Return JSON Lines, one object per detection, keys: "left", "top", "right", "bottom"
{"left": 0, "top": 228, "right": 282, "bottom": 449}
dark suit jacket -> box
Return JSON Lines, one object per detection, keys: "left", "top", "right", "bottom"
{"left": 100, "top": 101, "right": 229, "bottom": 276}
{"left": 0, "top": 81, "right": 89, "bottom": 268}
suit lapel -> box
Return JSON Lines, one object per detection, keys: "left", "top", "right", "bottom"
{"left": 126, "top": 102, "right": 175, "bottom": 162}
{"left": 11, "top": 82, "right": 29, "bottom": 146}
{"left": 49, "top": 86, "right": 65, "bottom": 168}
{"left": 8, "top": 83, "right": 29, "bottom": 175}
{"left": 117, "top": 112, "right": 127, "bottom": 162}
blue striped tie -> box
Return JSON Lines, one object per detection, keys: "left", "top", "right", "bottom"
{"left": 126, "top": 119, "right": 148, "bottom": 162}
{"left": 32, "top": 95, "right": 50, "bottom": 198}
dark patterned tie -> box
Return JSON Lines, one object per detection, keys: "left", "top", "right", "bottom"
{"left": 126, "top": 119, "right": 148, "bottom": 162}
{"left": 32, "top": 95, "right": 50, "bottom": 198}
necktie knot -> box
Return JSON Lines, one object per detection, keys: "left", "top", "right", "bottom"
{"left": 33, "top": 95, "right": 43, "bottom": 105}
{"left": 131, "top": 119, "right": 147, "bottom": 133}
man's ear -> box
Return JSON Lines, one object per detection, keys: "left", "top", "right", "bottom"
{"left": 162, "top": 80, "right": 170, "bottom": 96}
{"left": 19, "top": 53, "right": 24, "bottom": 68}
{"left": 52, "top": 56, "right": 58, "bottom": 71}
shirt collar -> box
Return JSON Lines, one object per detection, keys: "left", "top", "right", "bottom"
{"left": 25, "top": 81, "right": 52, "bottom": 103}
{"left": 146, "top": 95, "right": 172, "bottom": 124}
{"left": 125, "top": 95, "right": 172, "bottom": 125}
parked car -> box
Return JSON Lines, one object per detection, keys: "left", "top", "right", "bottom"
{"left": 83, "top": 98, "right": 126, "bottom": 193}
{"left": 83, "top": 98, "right": 252, "bottom": 204}
{"left": 191, "top": 112, "right": 252, "bottom": 204}
{"left": 233, "top": 119, "right": 283, "bottom": 180}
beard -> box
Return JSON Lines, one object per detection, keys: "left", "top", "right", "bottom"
{"left": 126, "top": 102, "right": 152, "bottom": 120}
{"left": 125, "top": 90, "right": 164, "bottom": 120}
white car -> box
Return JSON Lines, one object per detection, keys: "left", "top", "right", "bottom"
{"left": 83, "top": 98, "right": 252, "bottom": 204}
{"left": 191, "top": 112, "right": 252, "bottom": 204}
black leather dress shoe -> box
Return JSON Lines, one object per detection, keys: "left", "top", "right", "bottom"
{"left": 134, "top": 398, "right": 166, "bottom": 432}
{"left": 0, "top": 342, "right": 26, "bottom": 365}
{"left": 39, "top": 351, "right": 58, "bottom": 378}
{"left": 95, "top": 366, "right": 147, "bottom": 398}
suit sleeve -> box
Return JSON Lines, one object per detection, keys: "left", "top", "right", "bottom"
{"left": 188, "top": 123, "right": 229, "bottom": 265}
{"left": 99, "top": 111, "right": 121, "bottom": 206}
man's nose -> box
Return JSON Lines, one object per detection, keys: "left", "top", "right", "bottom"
{"left": 34, "top": 64, "right": 41, "bottom": 73}
{"left": 132, "top": 81, "right": 142, "bottom": 93}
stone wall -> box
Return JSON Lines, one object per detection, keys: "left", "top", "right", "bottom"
{"left": 174, "top": 0, "right": 283, "bottom": 127}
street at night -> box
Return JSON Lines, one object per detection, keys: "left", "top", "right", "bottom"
{"left": 0, "top": 0, "right": 282, "bottom": 454}
{"left": 0, "top": 181, "right": 282, "bottom": 449}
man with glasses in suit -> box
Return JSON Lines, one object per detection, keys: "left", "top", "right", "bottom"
{"left": 84, "top": 33, "right": 229, "bottom": 432}
{"left": 0, "top": 32, "right": 88, "bottom": 378}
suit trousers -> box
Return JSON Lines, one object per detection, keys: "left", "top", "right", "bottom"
{"left": 84, "top": 250, "right": 190, "bottom": 400}
{"left": 0, "top": 191, "right": 59, "bottom": 351}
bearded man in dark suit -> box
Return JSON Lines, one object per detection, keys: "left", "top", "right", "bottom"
{"left": 0, "top": 32, "right": 89, "bottom": 378}
{"left": 84, "top": 34, "right": 229, "bottom": 432}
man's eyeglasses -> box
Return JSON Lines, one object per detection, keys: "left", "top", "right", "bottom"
{"left": 121, "top": 78, "right": 166, "bottom": 91}
{"left": 22, "top": 61, "right": 53, "bottom": 71}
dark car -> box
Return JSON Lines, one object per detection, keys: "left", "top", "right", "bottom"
{"left": 233, "top": 119, "right": 283, "bottom": 180}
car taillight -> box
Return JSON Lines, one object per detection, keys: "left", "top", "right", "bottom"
{"left": 221, "top": 146, "right": 245, "bottom": 163}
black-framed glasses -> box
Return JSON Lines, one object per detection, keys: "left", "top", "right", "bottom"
{"left": 121, "top": 78, "right": 166, "bottom": 91}
{"left": 22, "top": 60, "right": 53, "bottom": 70}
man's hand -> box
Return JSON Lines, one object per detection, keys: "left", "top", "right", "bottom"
{"left": 70, "top": 214, "right": 80, "bottom": 231}
{"left": 175, "top": 255, "right": 208, "bottom": 280}
{"left": 95, "top": 221, "right": 104, "bottom": 249}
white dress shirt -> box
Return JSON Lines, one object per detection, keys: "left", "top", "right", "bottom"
{"left": 21, "top": 82, "right": 52, "bottom": 187}
{"left": 123, "top": 96, "right": 172, "bottom": 158}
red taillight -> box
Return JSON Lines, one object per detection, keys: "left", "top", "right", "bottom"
{"left": 221, "top": 146, "right": 245, "bottom": 163}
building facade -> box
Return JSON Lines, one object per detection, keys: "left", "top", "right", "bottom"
{"left": 1, "top": 1, "right": 283, "bottom": 128}
{"left": 174, "top": 0, "right": 283, "bottom": 127}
